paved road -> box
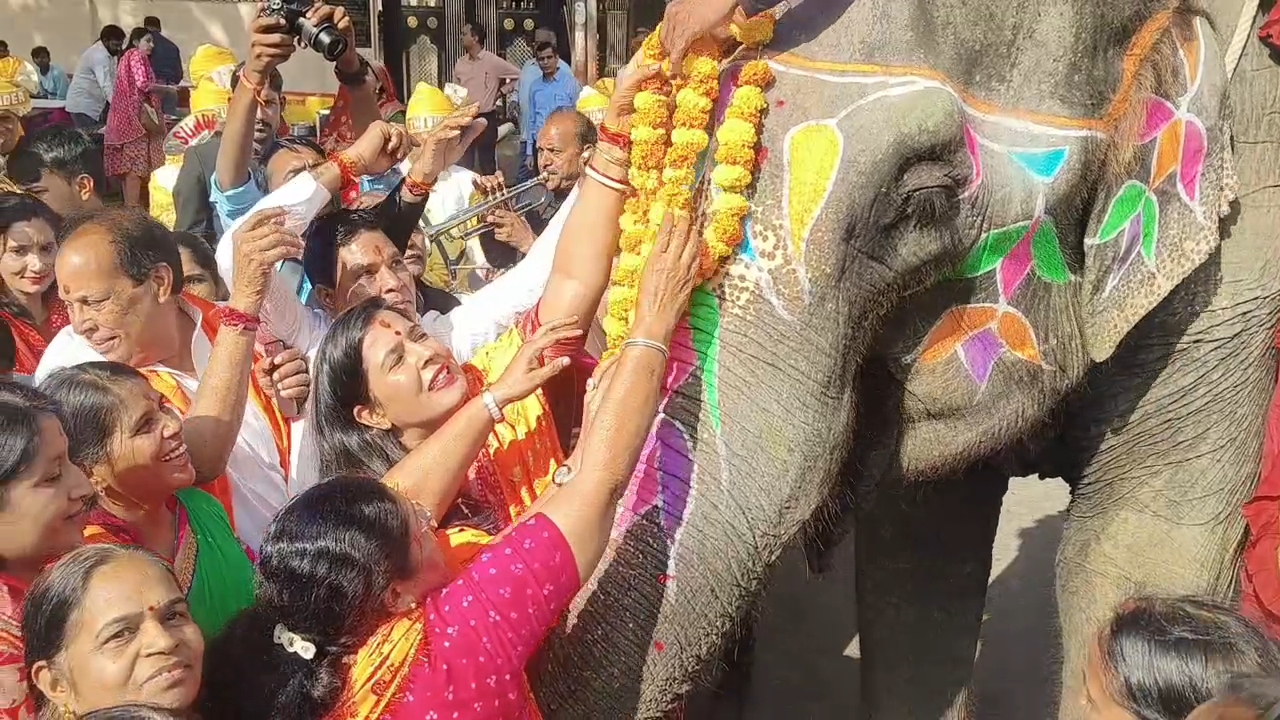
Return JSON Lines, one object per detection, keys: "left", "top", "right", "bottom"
{"left": 725, "top": 476, "right": 1071, "bottom": 719}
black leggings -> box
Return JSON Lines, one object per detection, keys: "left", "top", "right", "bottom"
{"left": 460, "top": 110, "right": 500, "bottom": 176}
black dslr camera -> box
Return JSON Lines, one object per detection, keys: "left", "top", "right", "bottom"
{"left": 260, "top": 0, "right": 348, "bottom": 62}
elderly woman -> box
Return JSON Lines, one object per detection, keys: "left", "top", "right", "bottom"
{"left": 24, "top": 545, "right": 204, "bottom": 718}
{"left": 41, "top": 362, "right": 257, "bottom": 638}
{"left": 201, "top": 208, "right": 703, "bottom": 720}
{"left": 0, "top": 382, "right": 95, "bottom": 720}
{"left": 0, "top": 193, "right": 66, "bottom": 377}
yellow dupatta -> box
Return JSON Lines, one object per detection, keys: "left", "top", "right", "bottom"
{"left": 139, "top": 294, "right": 293, "bottom": 526}
{"left": 327, "top": 614, "right": 424, "bottom": 720}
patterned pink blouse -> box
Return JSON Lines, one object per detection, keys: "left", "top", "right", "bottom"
{"left": 103, "top": 48, "right": 159, "bottom": 146}
{"left": 390, "top": 514, "right": 579, "bottom": 720}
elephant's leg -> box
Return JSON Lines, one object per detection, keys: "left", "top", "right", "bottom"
{"left": 855, "top": 467, "right": 1009, "bottom": 720}
{"left": 1054, "top": 22, "right": 1280, "bottom": 720}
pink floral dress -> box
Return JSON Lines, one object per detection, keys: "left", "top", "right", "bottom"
{"left": 103, "top": 47, "right": 163, "bottom": 178}
{"left": 389, "top": 513, "right": 580, "bottom": 720}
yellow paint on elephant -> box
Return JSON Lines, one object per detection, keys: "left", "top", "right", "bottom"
{"left": 785, "top": 120, "right": 843, "bottom": 261}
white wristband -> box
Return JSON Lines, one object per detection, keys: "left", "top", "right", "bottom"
{"left": 481, "top": 388, "right": 504, "bottom": 423}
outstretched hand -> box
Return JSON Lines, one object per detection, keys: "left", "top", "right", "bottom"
{"left": 345, "top": 120, "right": 417, "bottom": 177}
{"left": 659, "top": 0, "right": 740, "bottom": 78}
{"left": 229, "top": 208, "right": 306, "bottom": 315}
{"left": 634, "top": 212, "right": 704, "bottom": 343}
{"left": 489, "top": 317, "right": 582, "bottom": 409}
{"left": 407, "top": 104, "right": 486, "bottom": 182}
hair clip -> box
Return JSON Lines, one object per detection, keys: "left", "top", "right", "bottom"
{"left": 273, "top": 623, "right": 316, "bottom": 661}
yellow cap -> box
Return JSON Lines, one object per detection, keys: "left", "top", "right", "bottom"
{"left": 406, "top": 83, "right": 456, "bottom": 132}
{"left": 0, "top": 80, "right": 31, "bottom": 118}
{"left": 577, "top": 86, "right": 608, "bottom": 126}
{"left": 189, "top": 45, "right": 237, "bottom": 87}
{"left": 592, "top": 78, "right": 615, "bottom": 97}
{"left": 0, "top": 57, "right": 38, "bottom": 96}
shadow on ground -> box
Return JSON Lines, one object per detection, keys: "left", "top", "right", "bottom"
{"left": 690, "top": 477, "right": 1067, "bottom": 719}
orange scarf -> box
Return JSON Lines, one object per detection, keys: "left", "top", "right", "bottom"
{"left": 327, "top": 613, "right": 425, "bottom": 720}
{"left": 138, "top": 294, "right": 292, "bottom": 527}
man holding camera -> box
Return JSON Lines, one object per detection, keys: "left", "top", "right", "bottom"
{"left": 211, "top": 1, "right": 383, "bottom": 234}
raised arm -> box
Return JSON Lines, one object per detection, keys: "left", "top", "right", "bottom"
{"left": 312, "top": 3, "right": 382, "bottom": 138}
{"left": 534, "top": 62, "right": 660, "bottom": 333}
{"left": 183, "top": 210, "right": 305, "bottom": 482}
{"left": 216, "top": 13, "right": 295, "bottom": 195}
{"left": 538, "top": 212, "right": 702, "bottom": 582}
{"left": 383, "top": 318, "right": 579, "bottom": 522}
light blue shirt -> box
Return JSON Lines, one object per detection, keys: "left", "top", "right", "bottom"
{"left": 38, "top": 66, "right": 70, "bottom": 101}
{"left": 518, "top": 59, "right": 572, "bottom": 147}
{"left": 525, "top": 67, "right": 581, "bottom": 156}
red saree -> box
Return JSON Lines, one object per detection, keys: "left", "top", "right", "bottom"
{"left": 0, "top": 297, "right": 69, "bottom": 376}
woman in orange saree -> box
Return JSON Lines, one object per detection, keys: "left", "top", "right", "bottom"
{"left": 308, "top": 60, "right": 654, "bottom": 574}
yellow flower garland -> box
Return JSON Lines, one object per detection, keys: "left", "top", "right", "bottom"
{"left": 604, "top": 16, "right": 776, "bottom": 354}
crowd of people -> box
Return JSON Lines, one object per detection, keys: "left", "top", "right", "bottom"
{"left": 0, "top": 1, "right": 1272, "bottom": 719}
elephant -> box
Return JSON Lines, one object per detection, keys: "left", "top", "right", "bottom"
{"left": 530, "top": 0, "right": 1280, "bottom": 718}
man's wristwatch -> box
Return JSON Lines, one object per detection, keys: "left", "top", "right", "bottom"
{"left": 334, "top": 55, "right": 371, "bottom": 87}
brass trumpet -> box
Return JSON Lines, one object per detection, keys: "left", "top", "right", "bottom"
{"left": 422, "top": 173, "right": 551, "bottom": 243}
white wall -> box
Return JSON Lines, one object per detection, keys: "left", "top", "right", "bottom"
{"left": 4, "top": 0, "right": 351, "bottom": 94}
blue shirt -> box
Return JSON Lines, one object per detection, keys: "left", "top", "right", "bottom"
{"left": 525, "top": 67, "right": 581, "bottom": 156}
{"left": 37, "top": 66, "right": 70, "bottom": 100}
{"left": 149, "top": 32, "right": 184, "bottom": 86}
{"left": 518, "top": 59, "right": 572, "bottom": 146}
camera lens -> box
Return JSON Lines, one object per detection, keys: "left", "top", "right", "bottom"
{"left": 295, "top": 18, "right": 348, "bottom": 62}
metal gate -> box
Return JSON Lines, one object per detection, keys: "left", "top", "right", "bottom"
{"left": 396, "top": 0, "right": 451, "bottom": 91}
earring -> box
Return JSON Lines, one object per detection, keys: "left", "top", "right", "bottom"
{"left": 62, "top": 705, "right": 76, "bottom": 720}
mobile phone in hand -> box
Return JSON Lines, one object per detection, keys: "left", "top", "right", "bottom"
{"left": 261, "top": 340, "right": 301, "bottom": 418}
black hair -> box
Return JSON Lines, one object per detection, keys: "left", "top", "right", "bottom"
{"left": 142, "top": 16, "right": 161, "bottom": 31}
{"left": 0, "top": 41, "right": 10, "bottom": 52}
{"left": 230, "top": 61, "right": 284, "bottom": 94}
{"left": 534, "top": 41, "right": 556, "bottom": 56}
{"left": 311, "top": 299, "right": 409, "bottom": 480}
{"left": 60, "top": 207, "right": 185, "bottom": 296}
{"left": 546, "top": 107, "right": 598, "bottom": 149}
{"left": 303, "top": 207, "right": 389, "bottom": 289}
{"left": 464, "top": 21, "right": 487, "bottom": 46}
{"left": 0, "top": 319, "right": 14, "bottom": 375}
{"left": 100, "top": 25, "right": 126, "bottom": 46}
{"left": 0, "top": 192, "right": 61, "bottom": 324}
{"left": 171, "top": 230, "right": 226, "bottom": 299}
{"left": 5, "top": 127, "right": 108, "bottom": 198}
{"left": 40, "top": 362, "right": 144, "bottom": 470}
{"left": 1099, "top": 597, "right": 1280, "bottom": 720}
{"left": 311, "top": 299, "right": 497, "bottom": 530}
{"left": 23, "top": 545, "right": 175, "bottom": 711}
{"left": 1194, "top": 674, "right": 1280, "bottom": 718}
{"left": 127, "top": 27, "right": 151, "bottom": 51}
{"left": 82, "top": 705, "right": 192, "bottom": 720}
{"left": 262, "top": 136, "right": 324, "bottom": 169}
{"left": 200, "top": 476, "right": 415, "bottom": 720}
{"left": 0, "top": 381, "right": 62, "bottom": 508}
{"left": 30, "top": 46, "right": 49, "bottom": 60}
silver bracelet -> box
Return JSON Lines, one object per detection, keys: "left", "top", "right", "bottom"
{"left": 621, "top": 337, "right": 670, "bottom": 360}
{"left": 480, "top": 388, "right": 504, "bottom": 422}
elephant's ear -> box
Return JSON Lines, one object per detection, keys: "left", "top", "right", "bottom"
{"left": 1079, "top": 14, "right": 1236, "bottom": 362}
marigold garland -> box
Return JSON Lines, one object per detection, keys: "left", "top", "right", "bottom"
{"left": 604, "top": 15, "right": 777, "bottom": 354}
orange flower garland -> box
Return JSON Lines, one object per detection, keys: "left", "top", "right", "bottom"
{"left": 603, "top": 15, "right": 776, "bottom": 354}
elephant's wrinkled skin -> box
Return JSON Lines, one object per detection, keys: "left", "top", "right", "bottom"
{"left": 530, "top": 1, "right": 1280, "bottom": 718}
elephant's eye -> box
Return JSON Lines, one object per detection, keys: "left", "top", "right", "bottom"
{"left": 894, "top": 162, "right": 963, "bottom": 226}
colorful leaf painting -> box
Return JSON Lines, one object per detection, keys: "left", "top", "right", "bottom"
{"left": 963, "top": 124, "right": 983, "bottom": 196}
{"left": 955, "top": 216, "right": 1069, "bottom": 301}
{"left": 784, "top": 120, "right": 843, "bottom": 261}
{"left": 689, "top": 287, "right": 722, "bottom": 435}
{"left": 1140, "top": 96, "right": 1178, "bottom": 144}
{"left": 1178, "top": 115, "right": 1206, "bottom": 206}
{"left": 918, "top": 304, "right": 1046, "bottom": 388}
{"left": 1006, "top": 147, "right": 1070, "bottom": 184}
{"left": 1174, "top": 18, "right": 1204, "bottom": 98}
{"left": 1138, "top": 94, "right": 1206, "bottom": 211}
{"left": 918, "top": 304, "right": 1000, "bottom": 364}
{"left": 1090, "top": 181, "right": 1160, "bottom": 295}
